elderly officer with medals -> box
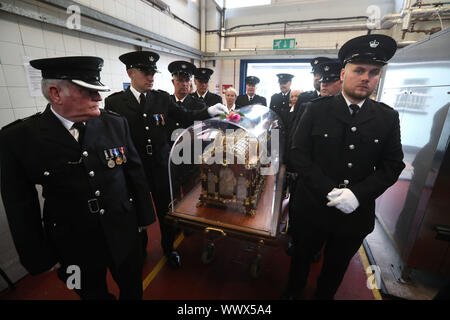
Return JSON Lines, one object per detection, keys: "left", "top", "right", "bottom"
{"left": 105, "top": 52, "right": 227, "bottom": 269}
{"left": 283, "top": 34, "right": 405, "bottom": 300}
{"left": 190, "top": 67, "right": 223, "bottom": 107}
{"left": 235, "top": 76, "right": 267, "bottom": 109}
{"left": 0, "top": 56, "right": 155, "bottom": 299}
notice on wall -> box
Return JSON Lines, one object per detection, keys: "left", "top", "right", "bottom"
{"left": 222, "top": 84, "right": 233, "bottom": 94}
{"left": 24, "top": 57, "right": 43, "bottom": 97}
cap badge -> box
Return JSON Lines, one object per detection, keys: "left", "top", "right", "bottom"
{"left": 181, "top": 64, "right": 186, "bottom": 69}
{"left": 369, "top": 40, "right": 380, "bottom": 48}
{"left": 324, "top": 66, "right": 330, "bottom": 71}
{"left": 149, "top": 56, "right": 154, "bottom": 62}
{"left": 202, "top": 70, "right": 206, "bottom": 74}
{"left": 314, "top": 59, "right": 318, "bottom": 64}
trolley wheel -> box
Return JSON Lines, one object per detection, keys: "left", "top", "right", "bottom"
{"left": 201, "top": 243, "right": 215, "bottom": 264}
{"left": 250, "top": 254, "right": 262, "bottom": 279}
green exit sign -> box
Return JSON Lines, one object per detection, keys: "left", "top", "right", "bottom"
{"left": 273, "top": 38, "right": 296, "bottom": 50}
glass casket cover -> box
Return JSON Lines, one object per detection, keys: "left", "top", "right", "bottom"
{"left": 167, "top": 105, "right": 285, "bottom": 238}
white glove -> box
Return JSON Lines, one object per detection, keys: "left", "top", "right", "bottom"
{"left": 207, "top": 103, "right": 228, "bottom": 117}
{"left": 326, "top": 188, "right": 359, "bottom": 214}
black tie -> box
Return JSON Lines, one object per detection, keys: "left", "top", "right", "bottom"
{"left": 349, "top": 104, "right": 360, "bottom": 117}
{"left": 140, "top": 93, "right": 146, "bottom": 108}
{"left": 73, "top": 122, "right": 85, "bottom": 144}
{"left": 249, "top": 96, "right": 253, "bottom": 102}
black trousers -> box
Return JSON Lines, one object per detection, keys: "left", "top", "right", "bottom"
{"left": 57, "top": 235, "right": 144, "bottom": 300}
{"left": 287, "top": 220, "right": 365, "bottom": 299}
{"left": 147, "top": 175, "right": 177, "bottom": 255}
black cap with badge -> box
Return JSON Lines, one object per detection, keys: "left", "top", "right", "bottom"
{"left": 30, "top": 56, "right": 110, "bottom": 91}
{"left": 338, "top": 34, "right": 397, "bottom": 66}
{"left": 310, "top": 57, "right": 334, "bottom": 73}
{"left": 194, "top": 68, "right": 214, "bottom": 81}
{"left": 168, "top": 61, "right": 196, "bottom": 78}
{"left": 245, "top": 76, "right": 260, "bottom": 85}
{"left": 276, "top": 73, "right": 294, "bottom": 84}
{"left": 119, "top": 51, "right": 159, "bottom": 72}
{"left": 317, "top": 61, "right": 343, "bottom": 83}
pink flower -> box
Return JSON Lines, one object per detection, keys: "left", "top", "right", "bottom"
{"left": 226, "top": 112, "right": 241, "bottom": 123}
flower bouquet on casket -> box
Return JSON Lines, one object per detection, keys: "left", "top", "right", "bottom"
{"left": 220, "top": 111, "right": 245, "bottom": 123}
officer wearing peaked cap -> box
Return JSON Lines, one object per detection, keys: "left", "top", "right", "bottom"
{"left": 1, "top": 56, "right": 156, "bottom": 299}
{"left": 288, "top": 57, "right": 335, "bottom": 138}
{"left": 317, "top": 61, "right": 343, "bottom": 97}
{"left": 105, "top": 53, "right": 225, "bottom": 269}
{"left": 283, "top": 34, "right": 404, "bottom": 300}
{"left": 270, "top": 73, "right": 294, "bottom": 127}
{"left": 190, "top": 67, "right": 223, "bottom": 107}
{"left": 235, "top": 76, "right": 267, "bottom": 109}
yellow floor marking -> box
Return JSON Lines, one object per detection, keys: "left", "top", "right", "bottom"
{"left": 142, "top": 233, "right": 185, "bottom": 291}
{"left": 358, "top": 245, "right": 383, "bottom": 300}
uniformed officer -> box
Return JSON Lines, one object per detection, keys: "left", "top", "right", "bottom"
{"left": 235, "top": 76, "right": 267, "bottom": 108}
{"left": 270, "top": 73, "right": 294, "bottom": 125}
{"left": 317, "top": 61, "right": 343, "bottom": 97}
{"left": 283, "top": 34, "right": 405, "bottom": 300}
{"left": 0, "top": 56, "right": 155, "bottom": 300}
{"left": 168, "top": 61, "right": 226, "bottom": 141}
{"left": 285, "top": 57, "right": 336, "bottom": 249}
{"left": 104, "top": 52, "right": 226, "bottom": 269}
{"left": 190, "top": 67, "right": 223, "bottom": 106}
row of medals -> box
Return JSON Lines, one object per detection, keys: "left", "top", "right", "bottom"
{"left": 104, "top": 147, "right": 127, "bottom": 168}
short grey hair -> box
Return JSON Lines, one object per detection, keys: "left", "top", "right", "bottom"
{"left": 41, "top": 79, "right": 71, "bottom": 103}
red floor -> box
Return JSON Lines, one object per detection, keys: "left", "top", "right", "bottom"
{"left": 0, "top": 200, "right": 377, "bottom": 300}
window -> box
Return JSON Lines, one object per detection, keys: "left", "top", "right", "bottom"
{"left": 225, "top": 0, "right": 271, "bottom": 9}
{"left": 243, "top": 61, "right": 314, "bottom": 101}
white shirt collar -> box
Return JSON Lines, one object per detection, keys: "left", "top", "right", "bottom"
{"left": 50, "top": 106, "right": 74, "bottom": 131}
{"left": 197, "top": 91, "right": 208, "bottom": 99}
{"left": 247, "top": 94, "right": 255, "bottom": 100}
{"left": 130, "top": 85, "right": 146, "bottom": 103}
{"left": 227, "top": 104, "right": 236, "bottom": 111}
{"left": 341, "top": 92, "right": 365, "bottom": 108}
{"left": 175, "top": 94, "right": 186, "bottom": 103}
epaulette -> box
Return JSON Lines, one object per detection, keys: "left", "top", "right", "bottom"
{"left": 378, "top": 101, "right": 394, "bottom": 110}
{"left": 102, "top": 109, "right": 122, "bottom": 117}
{"left": 156, "top": 89, "right": 170, "bottom": 96}
{"left": 106, "top": 91, "right": 124, "bottom": 98}
{"left": 1, "top": 112, "right": 41, "bottom": 131}
{"left": 310, "top": 95, "right": 333, "bottom": 102}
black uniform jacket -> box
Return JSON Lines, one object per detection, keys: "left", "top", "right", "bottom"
{"left": 289, "top": 90, "right": 319, "bottom": 131}
{"left": 190, "top": 91, "right": 222, "bottom": 107}
{"left": 285, "top": 91, "right": 320, "bottom": 168}
{"left": 167, "top": 93, "right": 208, "bottom": 140}
{"left": 270, "top": 91, "right": 291, "bottom": 134}
{"left": 0, "top": 106, "right": 155, "bottom": 275}
{"left": 105, "top": 88, "right": 209, "bottom": 181}
{"left": 235, "top": 94, "right": 267, "bottom": 109}
{"left": 289, "top": 94, "right": 405, "bottom": 237}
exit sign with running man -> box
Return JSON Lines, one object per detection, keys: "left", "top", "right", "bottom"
{"left": 273, "top": 38, "right": 296, "bottom": 50}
